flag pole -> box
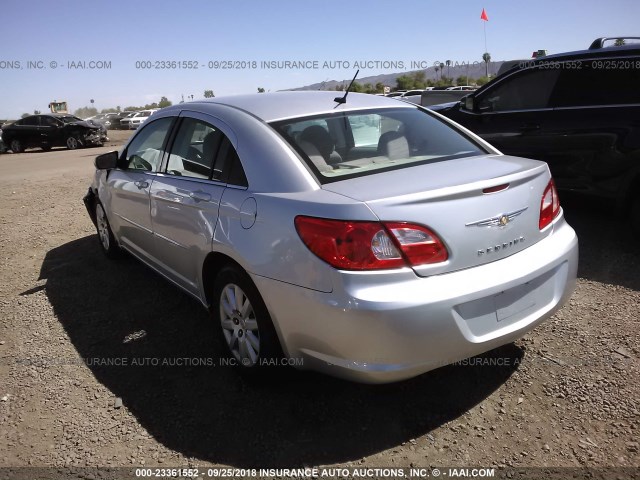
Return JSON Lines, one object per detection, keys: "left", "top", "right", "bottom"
{"left": 483, "top": 17, "right": 487, "bottom": 54}
{"left": 481, "top": 7, "right": 489, "bottom": 78}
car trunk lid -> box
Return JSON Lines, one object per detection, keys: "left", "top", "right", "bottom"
{"left": 322, "top": 154, "right": 553, "bottom": 276}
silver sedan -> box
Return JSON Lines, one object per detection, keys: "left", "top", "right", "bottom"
{"left": 83, "top": 91, "right": 578, "bottom": 383}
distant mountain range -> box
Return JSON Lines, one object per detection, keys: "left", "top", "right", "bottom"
{"left": 287, "top": 61, "right": 506, "bottom": 91}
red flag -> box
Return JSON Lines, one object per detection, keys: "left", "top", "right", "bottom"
{"left": 480, "top": 8, "right": 489, "bottom": 21}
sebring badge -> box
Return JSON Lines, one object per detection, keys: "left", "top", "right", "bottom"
{"left": 477, "top": 236, "right": 525, "bottom": 256}
{"left": 465, "top": 207, "right": 528, "bottom": 228}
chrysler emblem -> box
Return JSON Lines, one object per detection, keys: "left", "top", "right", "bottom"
{"left": 466, "top": 207, "right": 528, "bottom": 227}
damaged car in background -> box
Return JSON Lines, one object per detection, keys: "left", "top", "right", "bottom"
{"left": 1, "top": 113, "right": 107, "bottom": 153}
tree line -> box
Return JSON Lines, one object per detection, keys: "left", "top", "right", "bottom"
{"left": 330, "top": 71, "right": 491, "bottom": 95}
{"left": 69, "top": 96, "right": 174, "bottom": 119}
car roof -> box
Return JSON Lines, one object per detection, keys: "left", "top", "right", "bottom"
{"left": 475, "top": 42, "right": 640, "bottom": 97}
{"left": 541, "top": 42, "right": 640, "bottom": 61}
{"left": 499, "top": 43, "right": 640, "bottom": 77}
{"left": 47, "top": 113, "right": 77, "bottom": 117}
{"left": 164, "top": 91, "right": 415, "bottom": 122}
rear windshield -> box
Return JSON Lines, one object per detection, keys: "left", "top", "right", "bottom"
{"left": 270, "top": 107, "right": 486, "bottom": 183}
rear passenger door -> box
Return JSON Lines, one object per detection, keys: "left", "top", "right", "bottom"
{"left": 18, "top": 116, "right": 41, "bottom": 147}
{"left": 150, "top": 112, "right": 237, "bottom": 295}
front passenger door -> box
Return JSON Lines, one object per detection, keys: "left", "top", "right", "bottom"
{"left": 469, "top": 68, "right": 560, "bottom": 160}
{"left": 106, "top": 117, "right": 175, "bottom": 263}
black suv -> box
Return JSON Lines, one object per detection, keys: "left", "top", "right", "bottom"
{"left": 430, "top": 37, "right": 640, "bottom": 231}
{"left": 1, "top": 113, "right": 107, "bottom": 152}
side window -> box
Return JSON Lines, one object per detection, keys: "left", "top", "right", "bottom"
{"left": 42, "top": 116, "right": 59, "bottom": 127}
{"left": 552, "top": 62, "right": 640, "bottom": 107}
{"left": 478, "top": 69, "right": 559, "bottom": 112}
{"left": 214, "top": 137, "right": 248, "bottom": 187}
{"left": 124, "top": 117, "right": 174, "bottom": 172}
{"left": 166, "top": 118, "right": 222, "bottom": 179}
{"left": 23, "top": 116, "right": 39, "bottom": 126}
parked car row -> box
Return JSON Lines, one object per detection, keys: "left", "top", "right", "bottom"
{"left": 123, "top": 109, "right": 159, "bottom": 130}
{"left": 1, "top": 113, "right": 108, "bottom": 153}
{"left": 386, "top": 87, "right": 478, "bottom": 105}
{"left": 428, "top": 37, "right": 640, "bottom": 232}
{"left": 387, "top": 86, "right": 477, "bottom": 97}
{"left": 85, "top": 109, "right": 159, "bottom": 130}
{"left": 445, "top": 85, "right": 476, "bottom": 91}
{"left": 85, "top": 112, "right": 131, "bottom": 130}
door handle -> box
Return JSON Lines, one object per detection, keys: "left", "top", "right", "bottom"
{"left": 189, "top": 191, "right": 211, "bottom": 202}
{"left": 134, "top": 180, "right": 149, "bottom": 189}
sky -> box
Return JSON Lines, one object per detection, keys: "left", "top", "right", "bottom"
{"left": 0, "top": 0, "right": 638, "bottom": 118}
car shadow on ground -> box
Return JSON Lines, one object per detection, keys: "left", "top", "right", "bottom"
{"left": 38, "top": 235, "right": 524, "bottom": 467}
{"left": 561, "top": 195, "right": 640, "bottom": 291}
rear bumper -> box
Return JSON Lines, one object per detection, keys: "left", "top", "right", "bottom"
{"left": 253, "top": 216, "right": 578, "bottom": 384}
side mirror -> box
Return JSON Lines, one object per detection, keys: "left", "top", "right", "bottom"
{"left": 95, "top": 150, "right": 118, "bottom": 170}
{"left": 463, "top": 96, "right": 475, "bottom": 111}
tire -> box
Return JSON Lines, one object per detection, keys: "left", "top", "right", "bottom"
{"left": 212, "top": 265, "right": 283, "bottom": 371}
{"left": 66, "top": 135, "right": 82, "bottom": 150}
{"left": 10, "top": 139, "right": 24, "bottom": 153}
{"left": 95, "top": 202, "right": 120, "bottom": 258}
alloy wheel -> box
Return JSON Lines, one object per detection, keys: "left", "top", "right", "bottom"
{"left": 219, "top": 283, "right": 260, "bottom": 366}
{"left": 10, "top": 140, "right": 22, "bottom": 153}
{"left": 96, "top": 205, "right": 110, "bottom": 251}
{"left": 66, "top": 137, "right": 78, "bottom": 149}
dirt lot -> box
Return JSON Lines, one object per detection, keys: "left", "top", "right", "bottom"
{"left": 0, "top": 139, "right": 638, "bottom": 478}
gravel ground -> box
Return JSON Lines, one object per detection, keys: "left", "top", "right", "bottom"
{"left": 0, "top": 141, "right": 638, "bottom": 477}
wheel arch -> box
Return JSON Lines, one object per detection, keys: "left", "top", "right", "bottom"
{"left": 83, "top": 186, "right": 98, "bottom": 227}
{"left": 201, "top": 252, "right": 246, "bottom": 309}
{"left": 203, "top": 251, "right": 289, "bottom": 363}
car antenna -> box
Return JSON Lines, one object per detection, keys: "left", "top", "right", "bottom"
{"left": 334, "top": 69, "right": 360, "bottom": 105}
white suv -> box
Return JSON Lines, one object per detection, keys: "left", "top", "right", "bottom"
{"left": 128, "top": 109, "right": 158, "bottom": 130}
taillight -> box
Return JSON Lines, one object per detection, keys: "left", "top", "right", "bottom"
{"left": 294, "top": 216, "right": 448, "bottom": 271}
{"left": 539, "top": 179, "right": 560, "bottom": 230}
{"left": 384, "top": 223, "right": 449, "bottom": 265}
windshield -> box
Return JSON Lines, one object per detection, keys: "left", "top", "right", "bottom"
{"left": 270, "top": 107, "right": 486, "bottom": 183}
